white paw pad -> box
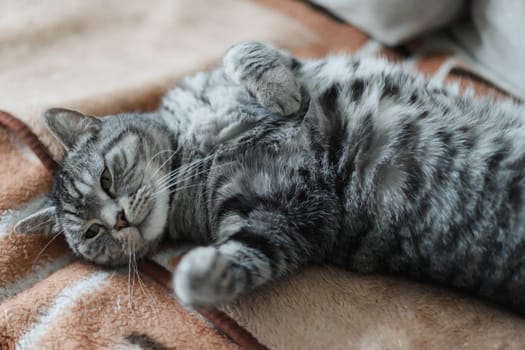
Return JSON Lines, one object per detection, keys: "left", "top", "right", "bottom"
{"left": 174, "top": 246, "right": 234, "bottom": 308}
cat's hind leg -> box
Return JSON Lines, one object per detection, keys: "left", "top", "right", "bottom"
{"left": 223, "top": 41, "right": 302, "bottom": 116}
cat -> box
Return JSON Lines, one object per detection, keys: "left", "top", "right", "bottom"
{"left": 14, "top": 41, "right": 525, "bottom": 313}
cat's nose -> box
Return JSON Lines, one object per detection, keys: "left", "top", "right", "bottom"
{"left": 114, "top": 210, "right": 129, "bottom": 230}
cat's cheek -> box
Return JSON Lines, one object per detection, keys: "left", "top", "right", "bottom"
{"left": 141, "top": 191, "right": 169, "bottom": 242}
{"left": 76, "top": 242, "right": 108, "bottom": 265}
{"left": 93, "top": 254, "right": 109, "bottom": 265}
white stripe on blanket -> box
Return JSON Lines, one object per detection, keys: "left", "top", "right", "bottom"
{"left": 15, "top": 271, "right": 111, "bottom": 349}
{"left": 0, "top": 254, "right": 75, "bottom": 302}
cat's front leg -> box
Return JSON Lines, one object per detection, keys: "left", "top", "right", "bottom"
{"left": 174, "top": 241, "right": 303, "bottom": 308}
{"left": 174, "top": 211, "right": 311, "bottom": 307}
{"left": 223, "top": 41, "right": 302, "bottom": 116}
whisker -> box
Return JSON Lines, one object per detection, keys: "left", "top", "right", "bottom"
{"left": 149, "top": 130, "right": 258, "bottom": 193}
{"left": 144, "top": 149, "right": 175, "bottom": 175}
{"left": 127, "top": 242, "right": 135, "bottom": 312}
{"left": 150, "top": 135, "right": 258, "bottom": 192}
{"left": 149, "top": 145, "right": 183, "bottom": 180}
{"left": 153, "top": 156, "right": 222, "bottom": 188}
{"left": 158, "top": 183, "right": 207, "bottom": 197}
{"left": 129, "top": 249, "right": 162, "bottom": 319}
{"left": 151, "top": 152, "right": 215, "bottom": 189}
{"left": 132, "top": 251, "right": 156, "bottom": 306}
{"left": 151, "top": 161, "right": 203, "bottom": 190}
{"left": 150, "top": 162, "right": 210, "bottom": 195}
{"left": 152, "top": 163, "right": 229, "bottom": 197}
{"left": 18, "top": 218, "right": 56, "bottom": 233}
{"left": 32, "top": 230, "right": 64, "bottom": 264}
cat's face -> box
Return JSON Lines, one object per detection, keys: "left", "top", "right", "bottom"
{"left": 15, "top": 108, "right": 175, "bottom": 266}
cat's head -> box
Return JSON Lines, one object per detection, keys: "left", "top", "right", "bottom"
{"left": 15, "top": 108, "right": 175, "bottom": 266}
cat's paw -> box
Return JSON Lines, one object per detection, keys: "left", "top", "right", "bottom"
{"left": 224, "top": 41, "right": 301, "bottom": 116}
{"left": 254, "top": 75, "right": 301, "bottom": 116}
{"left": 174, "top": 246, "right": 235, "bottom": 308}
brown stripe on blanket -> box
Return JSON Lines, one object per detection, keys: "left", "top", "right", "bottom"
{"left": 446, "top": 67, "right": 510, "bottom": 100}
{"left": 124, "top": 332, "right": 171, "bottom": 350}
{"left": 415, "top": 51, "right": 453, "bottom": 76}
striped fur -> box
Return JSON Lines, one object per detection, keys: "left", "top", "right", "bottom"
{"left": 16, "top": 41, "right": 525, "bottom": 313}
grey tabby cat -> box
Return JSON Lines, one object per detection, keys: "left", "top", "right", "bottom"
{"left": 15, "top": 41, "right": 525, "bottom": 314}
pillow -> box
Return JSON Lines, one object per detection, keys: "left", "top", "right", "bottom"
{"left": 310, "top": 0, "right": 465, "bottom": 45}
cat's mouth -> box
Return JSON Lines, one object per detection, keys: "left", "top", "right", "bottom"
{"left": 112, "top": 226, "right": 144, "bottom": 255}
{"left": 123, "top": 195, "right": 155, "bottom": 236}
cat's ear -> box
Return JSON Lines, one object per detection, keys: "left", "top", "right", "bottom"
{"left": 14, "top": 206, "right": 57, "bottom": 235}
{"left": 44, "top": 108, "right": 101, "bottom": 150}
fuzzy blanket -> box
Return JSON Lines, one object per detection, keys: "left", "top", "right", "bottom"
{"left": 1, "top": 0, "right": 525, "bottom": 349}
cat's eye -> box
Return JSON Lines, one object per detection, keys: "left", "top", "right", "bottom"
{"left": 100, "top": 167, "right": 113, "bottom": 195}
{"left": 85, "top": 223, "right": 104, "bottom": 239}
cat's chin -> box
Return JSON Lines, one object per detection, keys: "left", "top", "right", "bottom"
{"left": 89, "top": 213, "right": 167, "bottom": 268}
{"left": 91, "top": 242, "right": 158, "bottom": 268}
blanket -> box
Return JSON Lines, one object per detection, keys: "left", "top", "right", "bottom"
{"left": 1, "top": 0, "right": 525, "bottom": 349}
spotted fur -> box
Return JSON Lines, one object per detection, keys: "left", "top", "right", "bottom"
{"left": 16, "top": 41, "right": 525, "bottom": 314}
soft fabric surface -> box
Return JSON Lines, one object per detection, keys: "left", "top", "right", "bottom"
{"left": 1, "top": 0, "right": 524, "bottom": 349}
{"left": 446, "top": 0, "right": 525, "bottom": 100}
{"left": 310, "top": 0, "right": 465, "bottom": 45}
{"left": 311, "top": 0, "right": 525, "bottom": 100}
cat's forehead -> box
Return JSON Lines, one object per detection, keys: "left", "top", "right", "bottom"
{"left": 52, "top": 142, "right": 104, "bottom": 212}
{"left": 59, "top": 120, "right": 140, "bottom": 177}
{"left": 53, "top": 168, "right": 102, "bottom": 219}
{"left": 63, "top": 143, "right": 104, "bottom": 179}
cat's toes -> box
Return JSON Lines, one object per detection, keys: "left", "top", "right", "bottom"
{"left": 174, "top": 246, "right": 234, "bottom": 308}
{"left": 257, "top": 76, "right": 302, "bottom": 116}
{"left": 224, "top": 41, "right": 301, "bottom": 116}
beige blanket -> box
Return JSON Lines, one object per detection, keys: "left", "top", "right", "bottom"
{"left": 1, "top": 0, "right": 525, "bottom": 349}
